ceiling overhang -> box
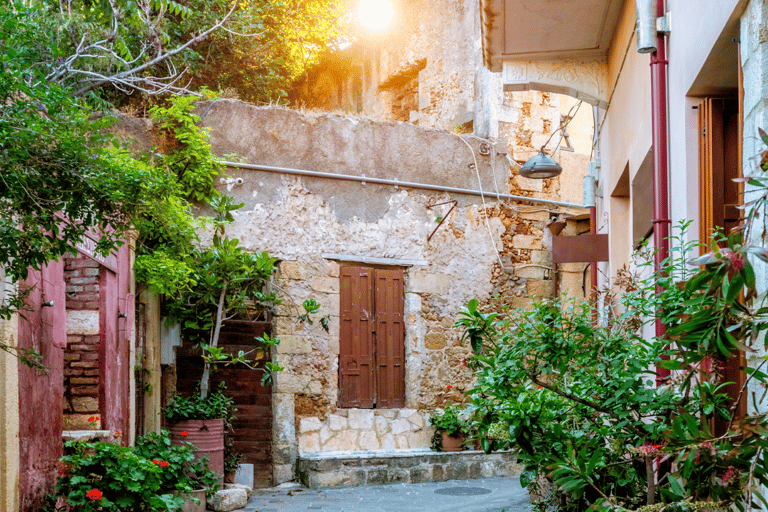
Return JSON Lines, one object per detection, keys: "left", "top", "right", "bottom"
{"left": 481, "top": 0, "right": 624, "bottom": 71}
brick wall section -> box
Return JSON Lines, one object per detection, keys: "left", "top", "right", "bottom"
{"left": 63, "top": 256, "right": 101, "bottom": 421}
{"left": 64, "top": 256, "right": 101, "bottom": 310}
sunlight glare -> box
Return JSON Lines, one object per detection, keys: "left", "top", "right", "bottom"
{"left": 357, "top": 0, "right": 394, "bottom": 31}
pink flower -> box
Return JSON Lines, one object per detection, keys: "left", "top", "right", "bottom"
{"left": 722, "top": 249, "right": 745, "bottom": 270}
{"left": 86, "top": 488, "right": 102, "bottom": 501}
{"left": 721, "top": 466, "right": 739, "bottom": 485}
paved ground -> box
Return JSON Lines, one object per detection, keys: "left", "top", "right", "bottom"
{"left": 243, "top": 477, "right": 531, "bottom": 512}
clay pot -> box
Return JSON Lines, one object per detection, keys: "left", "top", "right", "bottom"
{"left": 180, "top": 489, "right": 206, "bottom": 512}
{"left": 441, "top": 431, "right": 464, "bottom": 452}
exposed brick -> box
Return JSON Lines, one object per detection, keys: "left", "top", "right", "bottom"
{"left": 83, "top": 302, "right": 99, "bottom": 309}
{"left": 67, "top": 335, "right": 82, "bottom": 344}
{"left": 66, "top": 286, "right": 84, "bottom": 293}
{"left": 64, "top": 270, "right": 81, "bottom": 278}
{"left": 83, "top": 370, "right": 99, "bottom": 376}
{"left": 67, "top": 258, "right": 100, "bottom": 269}
{"left": 70, "top": 377, "right": 99, "bottom": 386}
{"left": 67, "top": 301, "right": 85, "bottom": 310}
{"left": 82, "top": 353, "right": 100, "bottom": 361}
{"left": 69, "top": 344, "right": 92, "bottom": 352}
{"left": 64, "top": 353, "right": 81, "bottom": 362}
{"left": 82, "top": 285, "right": 99, "bottom": 292}
{"left": 64, "top": 369, "right": 84, "bottom": 377}
{"left": 71, "top": 386, "right": 99, "bottom": 395}
{"left": 83, "top": 335, "right": 100, "bottom": 344}
{"left": 75, "top": 292, "right": 99, "bottom": 301}
{"left": 71, "top": 361, "right": 98, "bottom": 368}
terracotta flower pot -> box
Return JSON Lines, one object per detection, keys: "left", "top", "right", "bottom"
{"left": 169, "top": 419, "right": 225, "bottom": 480}
{"left": 181, "top": 489, "right": 206, "bottom": 512}
{"left": 441, "top": 431, "right": 464, "bottom": 452}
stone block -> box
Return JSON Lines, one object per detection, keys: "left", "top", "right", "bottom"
{"left": 328, "top": 414, "right": 348, "bottom": 431}
{"left": 272, "top": 316, "right": 295, "bottom": 336}
{"left": 348, "top": 409, "right": 374, "bottom": 429}
{"left": 374, "top": 416, "right": 389, "bottom": 435}
{"left": 299, "top": 417, "right": 322, "bottom": 433}
{"left": 326, "top": 260, "right": 340, "bottom": 278}
{"left": 381, "top": 433, "right": 396, "bottom": 450}
{"left": 223, "top": 483, "right": 252, "bottom": 500}
{"left": 424, "top": 332, "right": 446, "bottom": 350}
{"left": 408, "top": 272, "right": 451, "bottom": 294}
{"left": 280, "top": 261, "right": 307, "bottom": 281}
{"left": 530, "top": 250, "right": 553, "bottom": 266}
{"left": 273, "top": 371, "right": 310, "bottom": 394}
{"left": 358, "top": 430, "right": 380, "bottom": 450}
{"left": 311, "top": 277, "right": 339, "bottom": 294}
{"left": 208, "top": 488, "right": 247, "bottom": 512}
{"left": 512, "top": 234, "right": 543, "bottom": 250}
{"left": 299, "top": 432, "right": 320, "bottom": 453}
{"left": 319, "top": 426, "right": 332, "bottom": 444}
{"left": 71, "top": 396, "right": 98, "bottom": 412}
{"left": 66, "top": 310, "right": 100, "bottom": 335}
{"left": 276, "top": 335, "right": 312, "bottom": 354}
{"left": 325, "top": 293, "right": 340, "bottom": 316}
{"left": 366, "top": 468, "right": 388, "bottom": 485}
{"left": 519, "top": 211, "right": 551, "bottom": 222}
{"left": 527, "top": 279, "right": 555, "bottom": 298}
{"left": 410, "top": 466, "right": 430, "bottom": 482}
{"left": 273, "top": 464, "right": 294, "bottom": 485}
{"left": 390, "top": 418, "right": 411, "bottom": 435}
{"left": 405, "top": 411, "right": 425, "bottom": 429}
{"left": 515, "top": 175, "right": 543, "bottom": 192}
{"left": 515, "top": 266, "right": 545, "bottom": 279}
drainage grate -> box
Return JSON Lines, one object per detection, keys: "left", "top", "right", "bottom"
{"left": 434, "top": 486, "right": 493, "bottom": 496}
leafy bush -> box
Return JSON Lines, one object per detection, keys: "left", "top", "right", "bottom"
{"left": 429, "top": 402, "right": 468, "bottom": 436}
{"left": 52, "top": 431, "right": 219, "bottom": 511}
{"left": 456, "top": 225, "right": 768, "bottom": 511}
{"left": 163, "top": 387, "right": 235, "bottom": 423}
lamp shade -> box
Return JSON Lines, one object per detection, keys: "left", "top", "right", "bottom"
{"left": 519, "top": 150, "right": 563, "bottom": 179}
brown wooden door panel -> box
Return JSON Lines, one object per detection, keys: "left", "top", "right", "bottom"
{"left": 339, "top": 267, "right": 375, "bottom": 408}
{"left": 374, "top": 269, "right": 405, "bottom": 408}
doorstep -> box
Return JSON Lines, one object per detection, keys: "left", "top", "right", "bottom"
{"left": 296, "top": 448, "right": 522, "bottom": 489}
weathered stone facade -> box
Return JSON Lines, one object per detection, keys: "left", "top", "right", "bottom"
{"left": 188, "top": 99, "right": 590, "bottom": 483}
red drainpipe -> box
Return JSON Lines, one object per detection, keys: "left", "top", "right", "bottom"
{"left": 650, "top": 0, "right": 671, "bottom": 385}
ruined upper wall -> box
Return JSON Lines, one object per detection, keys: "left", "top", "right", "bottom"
{"left": 195, "top": 100, "right": 510, "bottom": 224}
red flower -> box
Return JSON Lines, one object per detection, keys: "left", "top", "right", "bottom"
{"left": 537, "top": 385, "right": 542, "bottom": 389}
{"left": 87, "top": 416, "right": 95, "bottom": 422}
{"left": 446, "top": 385, "right": 453, "bottom": 390}
{"left": 113, "top": 430, "right": 121, "bottom": 436}
{"left": 461, "top": 360, "right": 468, "bottom": 367}
{"left": 721, "top": 466, "right": 739, "bottom": 485}
{"left": 159, "top": 460, "right": 169, "bottom": 467}
{"left": 152, "top": 459, "right": 161, "bottom": 465}
{"left": 57, "top": 464, "right": 70, "bottom": 476}
{"left": 181, "top": 431, "right": 188, "bottom": 436}
{"left": 86, "top": 488, "right": 102, "bottom": 501}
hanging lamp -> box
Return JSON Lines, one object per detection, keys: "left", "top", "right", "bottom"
{"left": 519, "top": 150, "right": 563, "bottom": 179}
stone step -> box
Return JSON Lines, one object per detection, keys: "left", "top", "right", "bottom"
{"left": 297, "top": 449, "right": 522, "bottom": 489}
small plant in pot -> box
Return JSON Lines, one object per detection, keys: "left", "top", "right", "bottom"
{"left": 429, "top": 402, "right": 468, "bottom": 452}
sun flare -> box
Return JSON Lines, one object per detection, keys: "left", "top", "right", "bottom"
{"left": 357, "top": 0, "right": 394, "bottom": 31}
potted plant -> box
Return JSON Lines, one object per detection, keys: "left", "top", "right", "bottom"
{"left": 52, "top": 430, "right": 219, "bottom": 511}
{"left": 163, "top": 386, "right": 235, "bottom": 479}
{"left": 429, "top": 402, "right": 468, "bottom": 452}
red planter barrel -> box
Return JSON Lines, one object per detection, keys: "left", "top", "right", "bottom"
{"left": 169, "top": 419, "right": 225, "bottom": 480}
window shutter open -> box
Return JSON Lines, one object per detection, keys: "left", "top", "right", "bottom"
{"left": 339, "top": 267, "right": 375, "bottom": 408}
{"left": 374, "top": 269, "right": 405, "bottom": 408}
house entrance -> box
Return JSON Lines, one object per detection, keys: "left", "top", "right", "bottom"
{"left": 175, "top": 319, "right": 273, "bottom": 487}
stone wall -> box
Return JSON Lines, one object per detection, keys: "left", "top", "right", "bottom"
{"left": 63, "top": 255, "right": 102, "bottom": 429}
{"left": 187, "top": 100, "right": 591, "bottom": 483}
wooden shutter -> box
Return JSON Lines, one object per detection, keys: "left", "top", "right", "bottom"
{"left": 698, "top": 97, "right": 741, "bottom": 249}
{"left": 339, "top": 267, "right": 375, "bottom": 408}
{"left": 374, "top": 269, "right": 405, "bottom": 408}
{"left": 698, "top": 95, "right": 747, "bottom": 433}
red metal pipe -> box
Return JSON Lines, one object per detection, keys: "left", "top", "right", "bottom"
{"left": 651, "top": 0, "right": 671, "bottom": 385}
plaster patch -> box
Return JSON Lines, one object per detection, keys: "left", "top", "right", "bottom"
{"left": 66, "top": 310, "right": 100, "bottom": 335}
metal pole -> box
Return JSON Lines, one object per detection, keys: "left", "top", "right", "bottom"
{"left": 221, "top": 161, "right": 591, "bottom": 210}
